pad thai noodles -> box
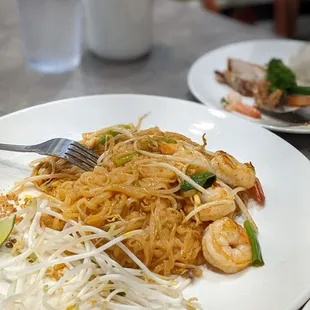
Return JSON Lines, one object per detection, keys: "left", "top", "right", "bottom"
{"left": 0, "top": 117, "right": 265, "bottom": 309}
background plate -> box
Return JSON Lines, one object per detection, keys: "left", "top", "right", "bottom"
{"left": 188, "top": 39, "right": 310, "bottom": 134}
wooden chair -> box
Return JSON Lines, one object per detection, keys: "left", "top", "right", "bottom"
{"left": 203, "top": 0, "right": 300, "bottom": 38}
{"left": 274, "top": 0, "right": 300, "bottom": 37}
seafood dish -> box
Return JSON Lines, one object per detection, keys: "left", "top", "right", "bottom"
{"left": 0, "top": 118, "right": 265, "bottom": 309}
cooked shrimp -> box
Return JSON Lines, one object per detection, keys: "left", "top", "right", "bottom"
{"left": 198, "top": 186, "right": 236, "bottom": 222}
{"left": 224, "top": 91, "right": 262, "bottom": 119}
{"left": 210, "top": 151, "right": 256, "bottom": 189}
{"left": 202, "top": 217, "right": 252, "bottom": 273}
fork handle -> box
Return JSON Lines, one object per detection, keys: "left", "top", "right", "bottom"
{"left": 0, "top": 143, "right": 34, "bottom": 153}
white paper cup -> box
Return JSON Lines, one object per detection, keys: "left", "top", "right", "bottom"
{"left": 84, "top": 0, "right": 153, "bottom": 60}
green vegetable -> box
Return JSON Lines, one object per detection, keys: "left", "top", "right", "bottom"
{"left": 266, "top": 59, "right": 310, "bottom": 96}
{"left": 220, "top": 97, "right": 228, "bottom": 107}
{"left": 290, "top": 86, "right": 310, "bottom": 96}
{"left": 114, "top": 152, "right": 138, "bottom": 166}
{"left": 244, "top": 220, "right": 264, "bottom": 267}
{"left": 99, "top": 125, "right": 131, "bottom": 144}
{"left": 157, "top": 137, "right": 177, "bottom": 144}
{"left": 267, "top": 59, "right": 297, "bottom": 94}
{"left": 0, "top": 215, "right": 15, "bottom": 246}
{"left": 180, "top": 172, "right": 216, "bottom": 192}
{"left": 99, "top": 130, "right": 119, "bottom": 144}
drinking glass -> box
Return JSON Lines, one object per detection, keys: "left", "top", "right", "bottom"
{"left": 17, "top": 0, "right": 82, "bottom": 74}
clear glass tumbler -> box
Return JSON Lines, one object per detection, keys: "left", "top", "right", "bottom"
{"left": 17, "top": 0, "right": 82, "bottom": 74}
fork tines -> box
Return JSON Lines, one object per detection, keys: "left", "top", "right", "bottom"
{"left": 65, "top": 141, "right": 99, "bottom": 171}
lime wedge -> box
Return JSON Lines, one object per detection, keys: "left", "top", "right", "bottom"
{"left": 0, "top": 215, "right": 16, "bottom": 246}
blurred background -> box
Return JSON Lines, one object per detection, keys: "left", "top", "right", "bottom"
{"left": 0, "top": 0, "right": 306, "bottom": 77}
{"left": 202, "top": 0, "right": 307, "bottom": 39}
{"left": 0, "top": 0, "right": 306, "bottom": 105}
{"left": 0, "top": 0, "right": 309, "bottom": 173}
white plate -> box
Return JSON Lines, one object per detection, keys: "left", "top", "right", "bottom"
{"left": 188, "top": 39, "right": 310, "bottom": 134}
{"left": 304, "top": 300, "right": 310, "bottom": 310}
{"left": 0, "top": 94, "right": 309, "bottom": 310}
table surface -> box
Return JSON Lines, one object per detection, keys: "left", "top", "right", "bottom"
{"left": 0, "top": 0, "right": 309, "bottom": 160}
{"left": 0, "top": 1, "right": 309, "bottom": 309}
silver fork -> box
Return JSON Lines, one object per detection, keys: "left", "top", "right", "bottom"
{"left": 0, "top": 138, "right": 99, "bottom": 171}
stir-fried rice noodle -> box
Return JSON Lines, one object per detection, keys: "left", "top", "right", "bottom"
{"left": 0, "top": 118, "right": 263, "bottom": 309}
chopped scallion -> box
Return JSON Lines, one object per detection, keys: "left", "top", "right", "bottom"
{"left": 244, "top": 220, "right": 264, "bottom": 267}
{"left": 99, "top": 125, "right": 131, "bottom": 144}
{"left": 114, "top": 152, "right": 138, "bottom": 166}
{"left": 157, "top": 137, "right": 177, "bottom": 144}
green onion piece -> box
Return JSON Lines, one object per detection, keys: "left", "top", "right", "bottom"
{"left": 157, "top": 137, "right": 177, "bottom": 144}
{"left": 99, "top": 131, "right": 119, "bottom": 144}
{"left": 118, "top": 124, "right": 131, "bottom": 129}
{"left": 289, "top": 86, "right": 310, "bottom": 96}
{"left": 180, "top": 172, "right": 216, "bottom": 192}
{"left": 114, "top": 152, "right": 138, "bottom": 166}
{"left": 99, "top": 125, "right": 132, "bottom": 144}
{"left": 220, "top": 97, "right": 228, "bottom": 107}
{"left": 244, "top": 220, "right": 264, "bottom": 267}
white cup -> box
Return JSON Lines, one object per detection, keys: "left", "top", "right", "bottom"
{"left": 84, "top": 0, "right": 153, "bottom": 61}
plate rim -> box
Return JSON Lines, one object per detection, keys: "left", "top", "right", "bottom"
{"left": 1, "top": 94, "right": 309, "bottom": 164}
{"left": 187, "top": 38, "right": 310, "bottom": 134}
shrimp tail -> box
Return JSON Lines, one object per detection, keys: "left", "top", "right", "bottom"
{"left": 223, "top": 91, "right": 262, "bottom": 119}
{"left": 250, "top": 177, "right": 265, "bottom": 206}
